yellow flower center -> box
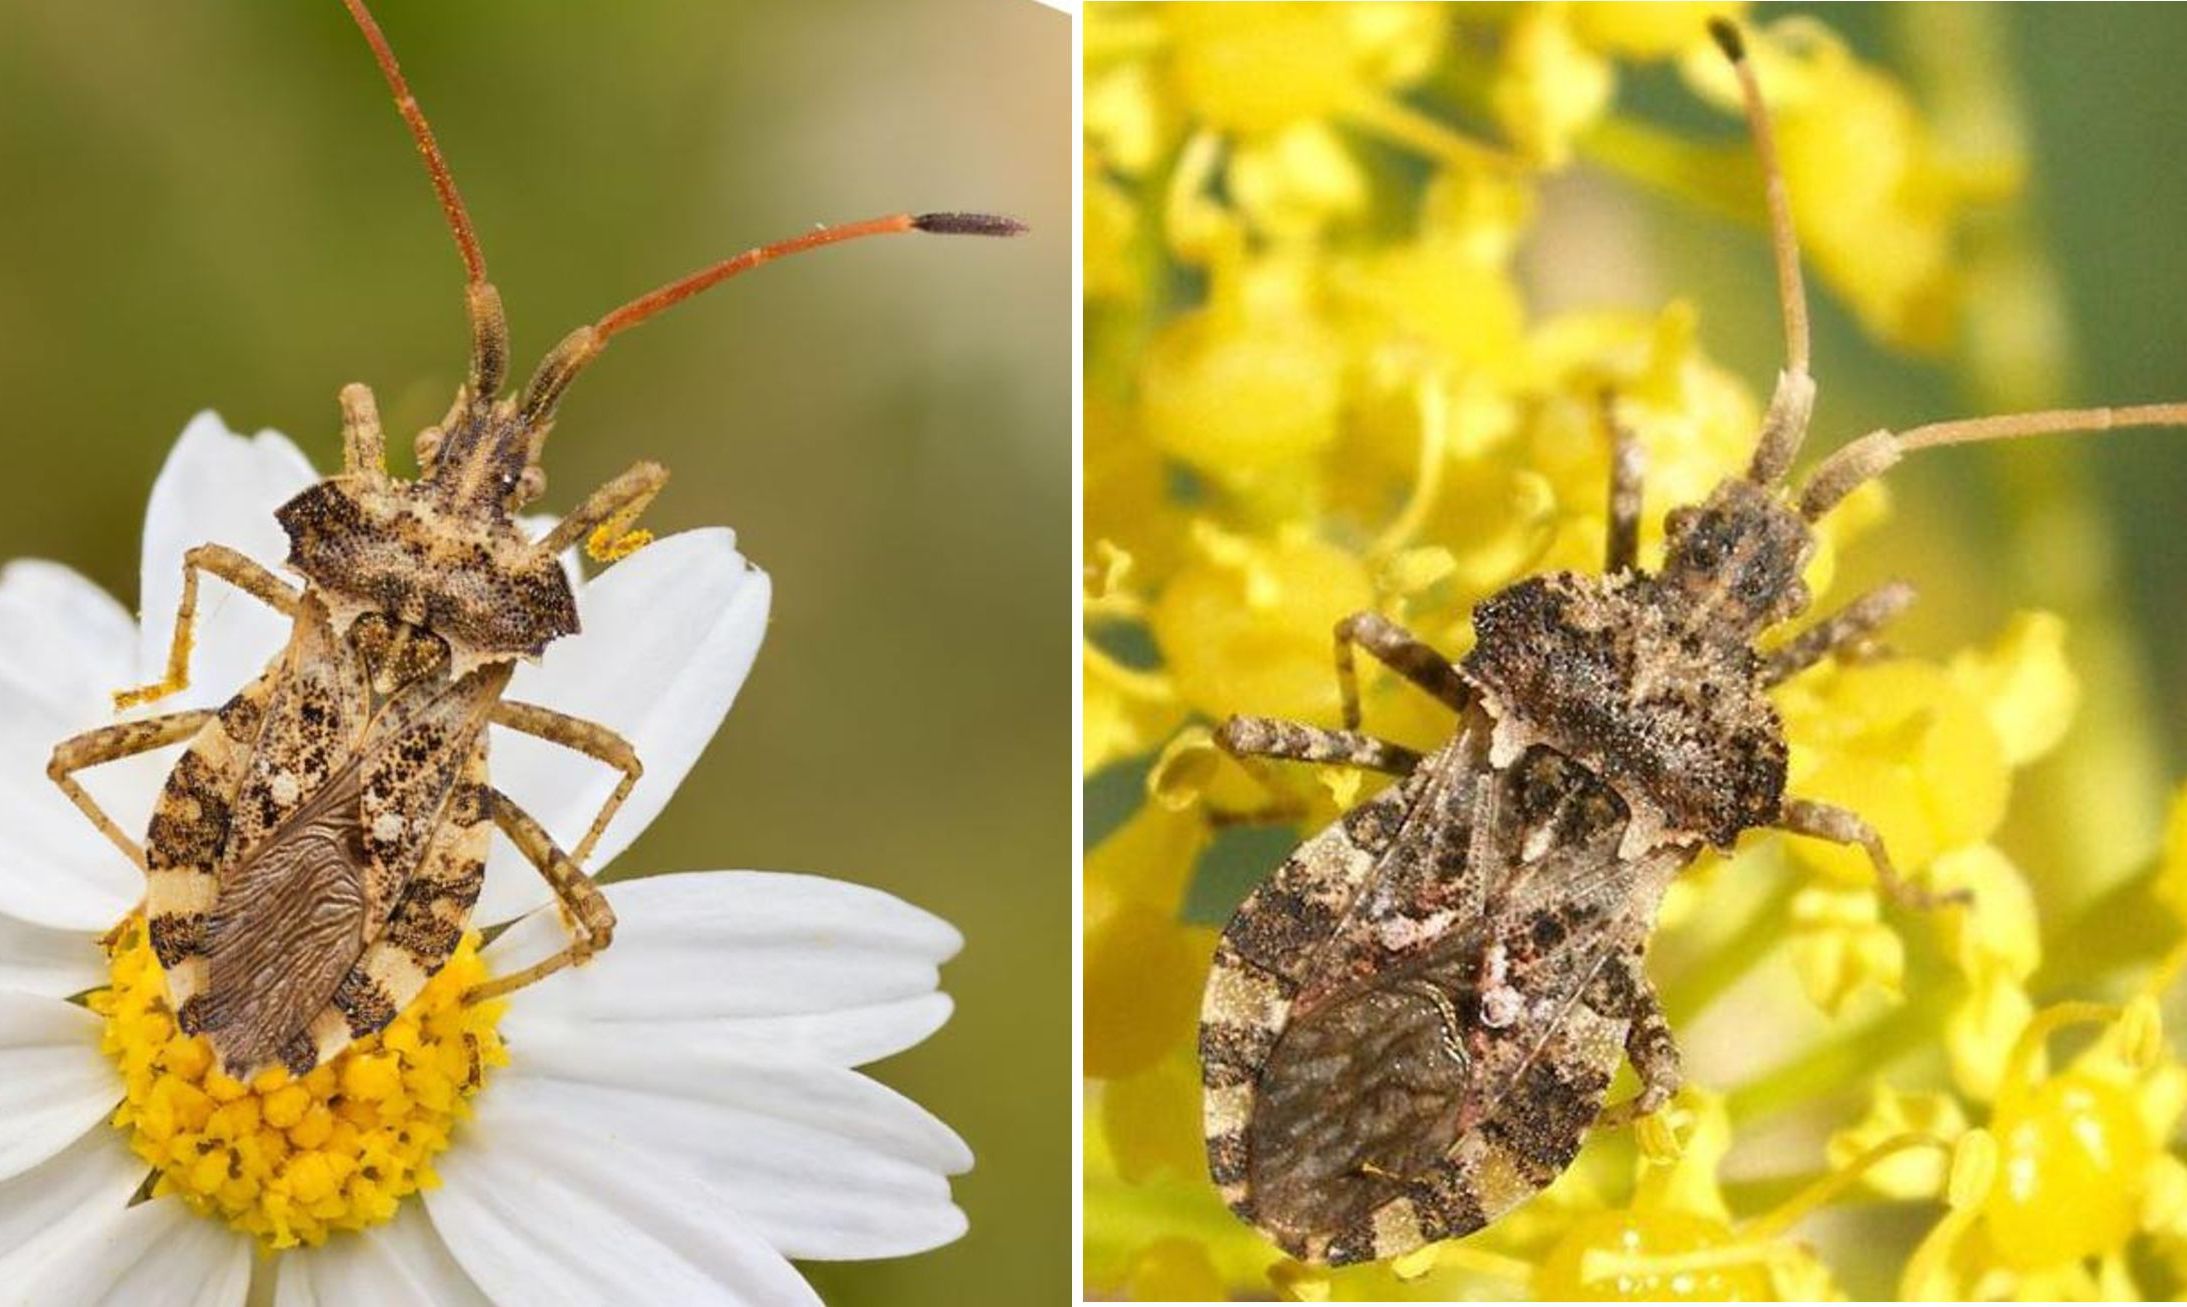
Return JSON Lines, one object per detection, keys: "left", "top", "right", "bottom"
{"left": 1982, "top": 1072, "right": 2152, "bottom": 1271}
{"left": 1534, "top": 1209, "right": 1775, "bottom": 1302}
{"left": 90, "top": 919, "right": 508, "bottom": 1250}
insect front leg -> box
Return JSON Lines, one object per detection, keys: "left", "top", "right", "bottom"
{"left": 536, "top": 461, "right": 669, "bottom": 564}
{"left": 1332, "top": 611, "right": 1471, "bottom": 730}
{"left": 1763, "top": 582, "right": 1917, "bottom": 686}
{"left": 1777, "top": 798, "right": 1971, "bottom": 912}
{"left": 1592, "top": 953, "right": 1682, "bottom": 1128}
{"left": 462, "top": 788, "right": 617, "bottom": 1005}
{"left": 113, "top": 544, "right": 302, "bottom": 710}
{"left": 1602, "top": 395, "right": 1644, "bottom": 575}
{"left": 48, "top": 710, "right": 216, "bottom": 874}
{"left": 490, "top": 700, "right": 642, "bottom": 865}
{"left": 339, "top": 382, "right": 388, "bottom": 478}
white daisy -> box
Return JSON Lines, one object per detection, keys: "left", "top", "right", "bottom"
{"left": 0, "top": 414, "right": 971, "bottom": 1304}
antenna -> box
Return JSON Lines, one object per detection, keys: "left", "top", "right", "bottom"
{"left": 1709, "top": 18, "right": 1817, "bottom": 488}
{"left": 340, "top": 0, "right": 487, "bottom": 289}
{"left": 1800, "top": 403, "right": 2187, "bottom": 519}
{"left": 518, "top": 211, "right": 1026, "bottom": 423}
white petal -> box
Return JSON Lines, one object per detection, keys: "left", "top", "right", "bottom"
{"left": 497, "top": 1032, "right": 969, "bottom": 1259}
{"left": 488, "top": 872, "right": 961, "bottom": 1040}
{"left": 135, "top": 413, "right": 316, "bottom": 708}
{"left": 0, "top": 562, "right": 159, "bottom": 930}
{"left": 0, "top": 560, "right": 137, "bottom": 698}
{"left": 0, "top": 1126, "right": 145, "bottom": 1283}
{"left": 0, "top": 991, "right": 118, "bottom": 1182}
{"left": 427, "top": 1090, "right": 822, "bottom": 1307}
{"left": 23, "top": 1195, "right": 251, "bottom": 1307}
{"left": 0, "top": 912, "right": 103, "bottom": 999}
{"left": 478, "top": 531, "right": 769, "bottom": 925}
{"left": 507, "top": 993, "right": 954, "bottom": 1071}
{"left": 272, "top": 1202, "right": 489, "bottom": 1307}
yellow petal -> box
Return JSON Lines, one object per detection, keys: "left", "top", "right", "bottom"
{"left": 1949, "top": 611, "right": 2078, "bottom": 768}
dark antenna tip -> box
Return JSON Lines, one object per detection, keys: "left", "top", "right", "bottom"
{"left": 1707, "top": 16, "right": 1746, "bottom": 63}
{"left": 912, "top": 212, "right": 1028, "bottom": 238}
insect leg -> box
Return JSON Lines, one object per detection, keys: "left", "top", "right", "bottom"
{"left": 1593, "top": 954, "right": 1682, "bottom": 1128}
{"left": 490, "top": 701, "right": 642, "bottom": 865}
{"left": 1332, "top": 612, "right": 1470, "bottom": 731}
{"left": 1602, "top": 394, "right": 1644, "bottom": 574}
{"left": 339, "top": 382, "right": 387, "bottom": 477}
{"left": 534, "top": 461, "right": 669, "bottom": 564}
{"left": 462, "top": 788, "right": 617, "bottom": 1005}
{"left": 1777, "top": 798, "right": 1971, "bottom": 911}
{"left": 47, "top": 710, "right": 216, "bottom": 870}
{"left": 1215, "top": 715, "right": 1421, "bottom": 775}
{"left": 1762, "top": 582, "right": 1917, "bottom": 686}
{"left": 112, "top": 545, "right": 302, "bottom": 710}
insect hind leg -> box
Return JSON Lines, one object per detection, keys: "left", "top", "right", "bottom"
{"left": 462, "top": 788, "right": 617, "bottom": 1005}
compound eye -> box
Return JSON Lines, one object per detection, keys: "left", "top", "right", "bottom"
{"left": 1681, "top": 515, "right": 1730, "bottom": 570}
{"left": 513, "top": 466, "right": 547, "bottom": 506}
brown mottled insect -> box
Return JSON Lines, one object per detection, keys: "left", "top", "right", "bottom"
{"left": 1199, "top": 20, "right": 2187, "bottom": 1267}
{"left": 44, "top": 0, "right": 1019, "bottom": 1082}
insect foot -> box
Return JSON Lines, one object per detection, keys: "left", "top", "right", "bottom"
{"left": 1194, "top": 13, "right": 2187, "bottom": 1270}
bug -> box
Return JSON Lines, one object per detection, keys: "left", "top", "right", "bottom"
{"left": 1197, "top": 18, "right": 2187, "bottom": 1268}
{"left": 43, "top": 0, "right": 1020, "bottom": 1083}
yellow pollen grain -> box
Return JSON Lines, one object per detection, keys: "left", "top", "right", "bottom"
{"left": 585, "top": 522, "right": 654, "bottom": 563}
{"left": 90, "top": 919, "right": 509, "bottom": 1251}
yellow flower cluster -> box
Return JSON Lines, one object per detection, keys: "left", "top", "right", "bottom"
{"left": 94, "top": 919, "right": 508, "bottom": 1251}
{"left": 1084, "top": 3, "right": 2187, "bottom": 1300}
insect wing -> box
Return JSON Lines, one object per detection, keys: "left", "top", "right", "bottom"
{"left": 200, "top": 766, "right": 369, "bottom": 1075}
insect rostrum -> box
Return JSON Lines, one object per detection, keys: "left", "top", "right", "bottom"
{"left": 1199, "top": 18, "right": 2187, "bottom": 1268}
{"left": 45, "top": 0, "right": 1018, "bottom": 1085}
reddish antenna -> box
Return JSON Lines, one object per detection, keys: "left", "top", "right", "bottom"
{"left": 517, "top": 211, "right": 1024, "bottom": 421}
{"left": 592, "top": 211, "right": 1026, "bottom": 344}
{"left": 340, "top": 0, "right": 488, "bottom": 288}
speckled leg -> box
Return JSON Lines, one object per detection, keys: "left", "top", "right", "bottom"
{"left": 339, "top": 382, "right": 387, "bottom": 477}
{"left": 1594, "top": 956, "right": 1681, "bottom": 1128}
{"left": 112, "top": 545, "right": 301, "bottom": 710}
{"left": 1763, "top": 582, "right": 1916, "bottom": 686}
{"left": 462, "top": 788, "right": 617, "bottom": 1004}
{"left": 1215, "top": 715, "right": 1422, "bottom": 776}
{"left": 491, "top": 700, "right": 642, "bottom": 865}
{"left": 536, "top": 461, "right": 669, "bottom": 563}
{"left": 47, "top": 710, "right": 215, "bottom": 870}
{"left": 1603, "top": 398, "right": 1644, "bottom": 575}
{"left": 1332, "top": 612, "right": 1470, "bottom": 731}
{"left": 1778, "top": 798, "right": 1969, "bottom": 911}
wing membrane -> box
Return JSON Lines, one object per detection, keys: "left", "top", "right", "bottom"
{"left": 200, "top": 768, "right": 368, "bottom": 1074}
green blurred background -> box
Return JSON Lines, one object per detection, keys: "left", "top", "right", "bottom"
{"left": 0, "top": 2, "right": 1065, "bottom": 1303}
